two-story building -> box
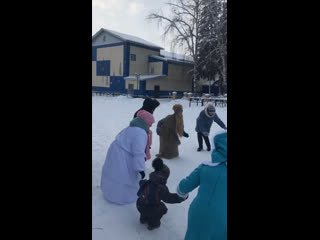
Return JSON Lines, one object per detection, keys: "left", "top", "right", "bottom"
{"left": 92, "top": 28, "right": 194, "bottom": 97}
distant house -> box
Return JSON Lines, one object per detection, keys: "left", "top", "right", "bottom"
{"left": 92, "top": 28, "right": 194, "bottom": 97}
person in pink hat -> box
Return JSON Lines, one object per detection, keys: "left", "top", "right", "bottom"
{"left": 101, "top": 110, "right": 155, "bottom": 205}
{"left": 137, "top": 110, "right": 154, "bottom": 162}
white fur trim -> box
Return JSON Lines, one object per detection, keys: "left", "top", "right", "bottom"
{"left": 202, "top": 161, "right": 227, "bottom": 167}
{"left": 204, "top": 108, "right": 215, "bottom": 118}
{"left": 204, "top": 103, "right": 215, "bottom": 118}
{"left": 176, "top": 185, "right": 189, "bottom": 199}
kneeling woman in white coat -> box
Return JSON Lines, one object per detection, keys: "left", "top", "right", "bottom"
{"left": 101, "top": 110, "right": 155, "bottom": 205}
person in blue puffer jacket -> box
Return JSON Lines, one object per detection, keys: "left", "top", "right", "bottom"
{"left": 195, "top": 102, "right": 227, "bottom": 151}
{"left": 177, "top": 130, "right": 227, "bottom": 240}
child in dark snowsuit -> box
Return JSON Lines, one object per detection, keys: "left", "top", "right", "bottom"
{"left": 136, "top": 158, "right": 186, "bottom": 230}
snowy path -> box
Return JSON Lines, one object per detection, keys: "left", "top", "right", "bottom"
{"left": 92, "top": 96, "right": 227, "bottom": 240}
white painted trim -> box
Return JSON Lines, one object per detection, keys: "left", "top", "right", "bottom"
{"left": 202, "top": 161, "right": 227, "bottom": 167}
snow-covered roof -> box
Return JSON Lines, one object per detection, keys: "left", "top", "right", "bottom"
{"left": 160, "top": 50, "right": 193, "bottom": 61}
{"left": 150, "top": 55, "right": 193, "bottom": 65}
{"left": 124, "top": 75, "right": 167, "bottom": 81}
{"left": 92, "top": 28, "right": 164, "bottom": 50}
{"left": 149, "top": 55, "right": 167, "bottom": 61}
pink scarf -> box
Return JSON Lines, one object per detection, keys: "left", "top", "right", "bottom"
{"left": 145, "top": 129, "right": 152, "bottom": 160}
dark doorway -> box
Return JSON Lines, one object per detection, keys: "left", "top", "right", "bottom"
{"left": 128, "top": 84, "right": 134, "bottom": 95}
{"left": 154, "top": 85, "right": 160, "bottom": 98}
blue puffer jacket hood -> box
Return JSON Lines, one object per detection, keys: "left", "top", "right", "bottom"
{"left": 211, "top": 130, "right": 227, "bottom": 163}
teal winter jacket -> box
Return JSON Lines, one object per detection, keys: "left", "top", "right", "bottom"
{"left": 177, "top": 131, "right": 227, "bottom": 240}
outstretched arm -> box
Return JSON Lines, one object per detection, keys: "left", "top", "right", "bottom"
{"left": 160, "top": 187, "right": 185, "bottom": 204}
{"left": 177, "top": 166, "right": 201, "bottom": 198}
{"left": 214, "top": 114, "right": 227, "bottom": 129}
{"left": 156, "top": 118, "right": 165, "bottom": 135}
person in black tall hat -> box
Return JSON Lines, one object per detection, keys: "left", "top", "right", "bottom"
{"left": 133, "top": 97, "right": 160, "bottom": 162}
{"left": 133, "top": 97, "right": 160, "bottom": 118}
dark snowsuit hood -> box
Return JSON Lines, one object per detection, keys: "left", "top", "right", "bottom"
{"left": 149, "top": 164, "right": 170, "bottom": 185}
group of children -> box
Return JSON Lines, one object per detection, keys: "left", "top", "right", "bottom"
{"left": 133, "top": 97, "right": 227, "bottom": 232}
{"left": 101, "top": 97, "right": 227, "bottom": 239}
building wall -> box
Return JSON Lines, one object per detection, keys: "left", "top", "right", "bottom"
{"left": 146, "top": 63, "right": 192, "bottom": 91}
{"left": 92, "top": 32, "right": 122, "bottom": 46}
{"left": 92, "top": 62, "right": 111, "bottom": 87}
{"left": 92, "top": 33, "right": 193, "bottom": 94}
{"left": 129, "top": 46, "right": 160, "bottom": 75}
{"left": 96, "top": 45, "right": 124, "bottom": 77}
{"left": 167, "top": 64, "right": 192, "bottom": 90}
{"left": 149, "top": 62, "right": 163, "bottom": 75}
{"left": 125, "top": 79, "right": 139, "bottom": 90}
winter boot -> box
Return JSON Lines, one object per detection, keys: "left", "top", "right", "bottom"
{"left": 140, "top": 216, "right": 147, "bottom": 224}
{"left": 147, "top": 223, "right": 160, "bottom": 230}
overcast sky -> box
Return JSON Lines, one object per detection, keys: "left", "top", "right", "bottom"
{"left": 92, "top": 0, "right": 187, "bottom": 54}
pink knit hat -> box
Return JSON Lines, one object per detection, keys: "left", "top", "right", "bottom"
{"left": 137, "top": 110, "right": 155, "bottom": 127}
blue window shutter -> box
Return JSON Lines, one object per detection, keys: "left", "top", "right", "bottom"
{"left": 92, "top": 47, "right": 97, "bottom": 61}
{"left": 96, "top": 61, "right": 110, "bottom": 76}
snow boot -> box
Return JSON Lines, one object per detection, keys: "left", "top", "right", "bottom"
{"left": 140, "top": 217, "right": 147, "bottom": 224}
{"left": 147, "top": 223, "right": 160, "bottom": 230}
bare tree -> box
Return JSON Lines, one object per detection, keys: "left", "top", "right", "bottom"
{"left": 147, "top": 0, "right": 205, "bottom": 94}
{"left": 198, "top": 0, "right": 227, "bottom": 95}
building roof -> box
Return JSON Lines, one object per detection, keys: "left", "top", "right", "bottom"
{"left": 124, "top": 75, "right": 167, "bottom": 81}
{"left": 92, "top": 28, "right": 164, "bottom": 50}
{"left": 150, "top": 55, "right": 194, "bottom": 65}
{"left": 160, "top": 50, "right": 193, "bottom": 61}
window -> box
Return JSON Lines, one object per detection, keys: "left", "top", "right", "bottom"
{"left": 130, "top": 54, "right": 136, "bottom": 61}
{"left": 96, "top": 61, "right": 110, "bottom": 76}
{"left": 103, "top": 36, "right": 106, "bottom": 42}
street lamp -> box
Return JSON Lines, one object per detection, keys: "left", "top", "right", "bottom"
{"left": 135, "top": 73, "right": 140, "bottom": 95}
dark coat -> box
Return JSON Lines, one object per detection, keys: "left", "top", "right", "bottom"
{"left": 157, "top": 114, "right": 182, "bottom": 159}
{"left": 133, "top": 97, "right": 160, "bottom": 118}
{"left": 137, "top": 170, "right": 183, "bottom": 207}
{"left": 136, "top": 168, "right": 183, "bottom": 227}
{"left": 195, "top": 109, "right": 226, "bottom": 133}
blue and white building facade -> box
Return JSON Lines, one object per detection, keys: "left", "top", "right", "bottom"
{"left": 92, "top": 28, "right": 194, "bottom": 97}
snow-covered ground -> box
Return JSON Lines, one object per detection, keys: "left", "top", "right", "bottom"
{"left": 92, "top": 95, "right": 227, "bottom": 240}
